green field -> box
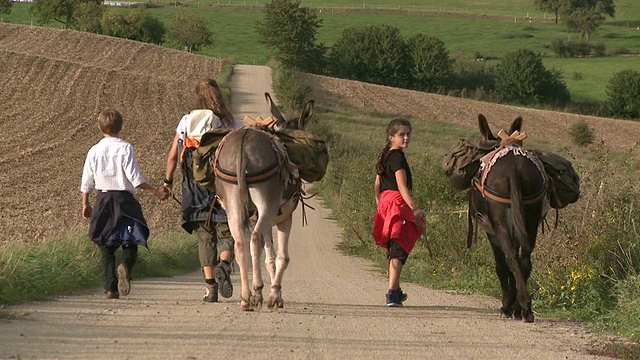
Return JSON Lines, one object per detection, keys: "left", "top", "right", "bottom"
{"left": 149, "top": 0, "right": 640, "bottom": 23}
{"left": 2, "top": 2, "right": 639, "bottom": 102}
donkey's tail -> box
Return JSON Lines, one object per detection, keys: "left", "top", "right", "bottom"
{"left": 236, "top": 129, "right": 251, "bottom": 229}
{"left": 510, "top": 173, "right": 528, "bottom": 249}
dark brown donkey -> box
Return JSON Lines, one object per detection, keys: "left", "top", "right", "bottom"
{"left": 212, "top": 93, "right": 314, "bottom": 311}
{"left": 469, "top": 114, "right": 549, "bottom": 322}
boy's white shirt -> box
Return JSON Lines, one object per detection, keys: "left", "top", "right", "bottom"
{"left": 80, "top": 137, "right": 147, "bottom": 194}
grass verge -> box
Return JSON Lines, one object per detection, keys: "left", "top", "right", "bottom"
{"left": 0, "top": 233, "right": 199, "bottom": 305}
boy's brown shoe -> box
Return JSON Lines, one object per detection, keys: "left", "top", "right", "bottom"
{"left": 106, "top": 291, "right": 119, "bottom": 299}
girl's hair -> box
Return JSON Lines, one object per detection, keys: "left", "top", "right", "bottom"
{"left": 195, "top": 78, "right": 234, "bottom": 128}
{"left": 375, "top": 118, "right": 412, "bottom": 176}
{"left": 98, "top": 109, "right": 123, "bottom": 136}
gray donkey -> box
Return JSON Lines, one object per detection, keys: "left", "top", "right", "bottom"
{"left": 213, "top": 93, "right": 314, "bottom": 311}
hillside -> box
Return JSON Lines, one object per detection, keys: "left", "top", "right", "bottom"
{"left": 0, "top": 23, "right": 224, "bottom": 246}
{"left": 301, "top": 73, "right": 640, "bottom": 154}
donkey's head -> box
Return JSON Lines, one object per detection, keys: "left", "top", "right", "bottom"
{"left": 265, "top": 92, "right": 315, "bottom": 131}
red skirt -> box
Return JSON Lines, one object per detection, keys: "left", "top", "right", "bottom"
{"left": 371, "top": 190, "right": 424, "bottom": 254}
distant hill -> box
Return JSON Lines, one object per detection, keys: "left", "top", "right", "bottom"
{"left": 301, "top": 72, "right": 640, "bottom": 154}
{"left": 0, "top": 23, "right": 223, "bottom": 246}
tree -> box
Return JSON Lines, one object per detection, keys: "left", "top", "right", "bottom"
{"left": 167, "top": 11, "right": 213, "bottom": 53}
{"left": 558, "top": 0, "right": 615, "bottom": 43}
{"left": 328, "top": 25, "right": 410, "bottom": 88}
{"left": 73, "top": 2, "right": 104, "bottom": 33}
{"left": 605, "top": 69, "right": 640, "bottom": 120}
{"left": 30, "top": 0, "right": 101, "bottom": 29}
{"left": 101, "top": 7, "right": 165, "bottom": 44}
{"left": 256, "top": 0, "right": 326, "bottom": 73}
{"left": 534, "top": 0, "right": 561, "bottom": 23}
{"left": 0, "top": 0, "right": 12, "bottom": 15}
{"left": 125, "top": 7, "right": 165, "bottom": 44}
{"left": 406, "top": 34, "right": 453, "bottom": 93}
{"left": 495, "top": 49, "right": 570, "bottom": 105}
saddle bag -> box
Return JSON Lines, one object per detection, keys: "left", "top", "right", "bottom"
{"left": 533, "top": 151, "right": 581, "bottom": 209}
{"left": 442, "top": 138, "right": 499, "bottom": 190}
{"left": 276, "top": 128, "right": 329, "bottom": 183}
{"left": 191, "top": 129, "right": 232, "bottom": 189}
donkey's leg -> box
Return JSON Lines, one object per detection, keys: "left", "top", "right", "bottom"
{"left": 249, "top": 228, "right": 265, "bottom": 311}
{"left": 225, "top": 204, "right": 252, "bottom": 311}
{"left": 267, "top": 215, "right": 292, "bottom": 310}
{"left": 501, "top": 239, "right": 532, "bottom": 323}
{"left": 263, "top": 232, "right": 276, "bottom": 285}
{"left": 489, "top": 241, "right": 516, "bottom": 318}
{"left": 517, "top": 218, "right": 540, "bottom": 323}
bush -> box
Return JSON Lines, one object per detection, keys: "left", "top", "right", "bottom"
{"left": 449, "top": 55, "right": 496, "bottom": 95}
{"left": 167, "top": 11, "right": 213, "bottom": 53}
{"left": 495, "top": 49, "right": 570, "bottom": 106}
{"left": 569, "top": 120, "right": 594, "bottom": 146}
{"left": 272, "top": 66, "right": 312, "bottom": 113}
{"left": 328, "top": 24, "right": 410, "bottom": 88}
{"left": 605, "top": 69, "right": 640, "bottom": 120}
{"left": 406, "top": 34, "right": 453, "bottom": 93}
{"left": 101, "top": 7, "right": 165, "bottom": 44}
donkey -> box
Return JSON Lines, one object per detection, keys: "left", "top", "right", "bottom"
{"left": 468, "top": 114, "right": 549, "bottom": 322}
{"left": 212, "top": 93, "right": 314, "bottom": 311}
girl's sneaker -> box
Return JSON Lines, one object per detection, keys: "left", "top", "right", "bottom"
{"left": 386, "top": 289, "right": 403, "bottom": 307}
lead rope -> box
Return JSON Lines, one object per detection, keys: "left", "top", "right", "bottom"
{"left": 297, "top": 183, "right": 317, "bottom": 227}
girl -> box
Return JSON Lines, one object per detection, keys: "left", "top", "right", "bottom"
{"left": 372, "top": 118, "right": 425, "bottom": 307}
{"left": 164, "top": 78, "right": 242, "bottom": 302}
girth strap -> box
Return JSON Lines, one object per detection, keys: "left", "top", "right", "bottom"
{"left": 472, "top": 177, "right": 547, "bottom": 206}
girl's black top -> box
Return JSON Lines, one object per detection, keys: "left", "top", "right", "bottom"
{"left": 379, "top": 149, "right": 412, "bottom": 193}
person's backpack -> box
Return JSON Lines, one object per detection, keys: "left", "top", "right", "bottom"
{"left": 179, "top": 110, "right": 225, "bottom": 189}
{"left": 182, "top": 110, "right": 222, "bottom": 148}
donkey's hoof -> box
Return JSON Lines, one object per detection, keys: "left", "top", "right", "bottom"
{"left": 499, "top": 307, "right": 513, "bottom": 319}
{"left": 250, "top": 294, "right": 263, "bottom": 311}
{"left": 522, "top": 310, "right": 535, "bottom": 323}
{"left": 267, "top": 295, "right": 283, "bottom": 311}
{"left": 240, "top": 301, "right": 254, "bottom": 312}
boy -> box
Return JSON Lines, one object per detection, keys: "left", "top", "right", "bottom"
{"left": 80, "top": 109, "right": 167, "bottom": 299}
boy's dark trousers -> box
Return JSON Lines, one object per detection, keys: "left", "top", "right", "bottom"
{"left": 100, "top": 244, "right": 138, "bottom": 292}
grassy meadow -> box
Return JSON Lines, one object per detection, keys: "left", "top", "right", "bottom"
{"left": 3, "top": 2, "right": 639, "bottom": 103}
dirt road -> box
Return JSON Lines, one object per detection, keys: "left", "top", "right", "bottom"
{"left": 0, "top": 65, "right": 609, "bottom": 360}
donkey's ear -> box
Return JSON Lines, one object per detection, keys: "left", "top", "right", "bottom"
{"left": 265, "top": 92, "right": 286, "bottom": 129}
{"left": 478, "top": 114, "right": 496, "bottom": 141}
{"left": 297, "top": 100, "right": 315, "bottom": 130}
{"left": 509, "top": 116, "right": 523, "bottom": 135}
